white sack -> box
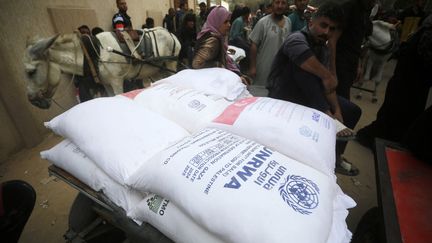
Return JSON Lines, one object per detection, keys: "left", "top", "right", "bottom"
{"left": 40, "top": 140, "right": 144, "bottom": 214}
{"left": 42, "top": 140, "right": 226, "bottom": 243}
{"left": 121, "top": 83, "right": 231, "bottom": 133}
{"left": 129, "top": 194, "right": 224, "bottom": 243}
{"left": 228, "top": 45, "right": 246, "bottom": 63}
{"left": 45, "top": 97, "right": 190, "bottom": 184}
{"left": 156, "top": 68, "right": 247, "bottom": 101}
{"left": 127, "top": 128, "right": 336, "bottom": 243}
{"left": 326, "top": 186, "right": 356, "bottom": 243}
{"left": 368, "top": 20, "right": 393, "bottom": 49}
{"left": 210, "top": 97, "right": 336, "bottom": 175}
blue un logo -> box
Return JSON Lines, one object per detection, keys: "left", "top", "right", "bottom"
{"left": 188, "top": 99, "right": 201, "bottom": 109}
{"left": 279, "top": 175, "right": 320, "bottom": 215}
{"left": 312, "top": 112, "right": 320, "bottom": 122}
{"left": 299, "top": 126, "right": 313, "bottom": 138}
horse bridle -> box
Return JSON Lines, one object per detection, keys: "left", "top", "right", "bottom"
{"left": 35, "top": 34, "right": 80, "bottom": 103}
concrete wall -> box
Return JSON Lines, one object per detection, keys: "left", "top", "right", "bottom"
{"left": 0, "top": 0, "right": 173, "bottom": 163}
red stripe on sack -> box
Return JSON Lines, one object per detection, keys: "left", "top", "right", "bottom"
{"left": 121, "top": 89, "right": 144, "bottom": 99}
{"left": 213, "top": 97, "right": 258, "bottom": 125}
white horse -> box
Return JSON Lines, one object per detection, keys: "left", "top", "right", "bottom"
{"left": 24, "top": 27, "right": 181, "bottom": 109}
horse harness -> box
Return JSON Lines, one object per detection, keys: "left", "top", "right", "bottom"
{"left": 76, "top": 29, "right": 178, "bottom": 83}
{"left": 112, "top": 29, "right": 177, "bottom": 60}
{"left": 77, "top": 32, "right": 101, "bottom": 83}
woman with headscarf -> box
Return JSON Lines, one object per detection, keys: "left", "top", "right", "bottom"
{"left": 192, "top": 6, "right": 251, "bottom": 85}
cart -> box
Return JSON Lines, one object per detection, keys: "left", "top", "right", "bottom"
{"left": 48, "top": 165, "right": 173, "bottom": 243}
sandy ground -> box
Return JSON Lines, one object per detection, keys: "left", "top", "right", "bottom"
{"left": 0, "top": 60, "right": 396, "bottom": 242}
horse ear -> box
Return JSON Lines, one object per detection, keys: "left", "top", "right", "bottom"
{"left": 28, "top": 34, "right": 60, "bottom": 58}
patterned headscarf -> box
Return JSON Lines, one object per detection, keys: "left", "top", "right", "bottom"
{"left": 197, "top": 6, "right": 231, "bottom": 39}
{"left": 197, "top": 6, "right": 239, "bottom": 73}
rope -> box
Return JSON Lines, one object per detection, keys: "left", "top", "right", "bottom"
{"left": 79, "top": 33, "right": 135, "bottom": 79}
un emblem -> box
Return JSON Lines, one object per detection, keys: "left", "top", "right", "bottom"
{"left": 188, "top": 99, "right": 201, "bottom": 109}
{"left": 279, "top": 175, "right": 320, "bottom": 215}
{"left": 299, "top": 126, "right": 312, "bottom": 138}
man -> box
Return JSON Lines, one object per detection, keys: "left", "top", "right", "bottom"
{"left": 398, "top": 0, "right": 426, "bottom": 42}
{"left": 357, "top": 14, "right": 432, "bottom": 150}
{"left": 288, "top": 0, "right": 309, "bottom": 32}
{"left": 177, "top": 13, "right": 197, "bottom": 67}
{"left": 142, "top": 17, "right": 154, "bottom": 29}
{"left": 252, "top": 4, "right": 265, "bottom": 28}
{"left": 267, "top": 2, "right": 361, "bottom": 176}
{"left": 249, "top": 0, "right": 292, "bottom": 87}
{"left": 78, "top": 25, "right": 91, "bottom": 35}
{"left": 176, "top": 3, "right": 187, "bottom": 31}
{"left": 230, "top": 6, "right": 252, "bottom": 73}
{"left": 163, "top": 8, "right": 177, "bottom": 33}
{"left": 336, "top": 0, "right": 376, "bottom": 99}
{"left": 196, "top": 2, "right": 208, "bottom": 32}
{"left": 230, "top": 7, "right": 251, "bottom": 42}
{"left": 112, "top": 0, "right": 132, "bottom": 31}
{"left": 112, "top": 0, "right": 141, "bottom": 92}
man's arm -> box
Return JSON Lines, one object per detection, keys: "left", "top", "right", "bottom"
{"left": 248, "top": 19, "right": 264, "bottom": 78}
{"left": 299, "top": 55, "right": 338, "bottom": 93}
{"left": 249, "top": 42, "right": 258, "bottom": 77}
{"left": 325, "top": 91, "right": 343, "bottom": 122}
{"left": 326, "top": 28, "right": 344, "bottom": 121}
{"left": 299, "top": 55, "right": 343, "bottom": 121}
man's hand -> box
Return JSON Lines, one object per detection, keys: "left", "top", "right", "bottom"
{"left": 332, "top": 110, "right": 344, "bottom": 124}
{"left": 240, "top": 75, "right": 252, "bottom": 85}
{"left": 327, "top": 28, "right": 342, "bottom": 48}
{"left": 248, "top": 66, "right": 256, "bottom": 78}
{"left": 325, "top": 110, "right": 343, "bottom": 122}
{"left": 322, "top": 74, "right": 338, "bottom": 93}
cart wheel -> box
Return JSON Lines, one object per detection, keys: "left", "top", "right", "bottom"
{"left": 66, "top": 193, "right": 126, "bottom": 243}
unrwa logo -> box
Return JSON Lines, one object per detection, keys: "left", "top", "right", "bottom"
{"left": 312, "top": 112, "right": 320, "bottom": 122}
{"left": 279, "top": 175, "right": 320, "bottom": 215}
{"left": 299, "top": 126, "right": 313, "bottom": 137}
{"left": 188, "top": 99, "right": 201, "bottom": 109}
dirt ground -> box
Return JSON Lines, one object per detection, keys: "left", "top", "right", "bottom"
{"left": 0, "top": 60, "right": 396, "bottom": 243}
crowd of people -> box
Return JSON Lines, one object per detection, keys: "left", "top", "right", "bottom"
{"left": 76, "top": 0, "right": 431, "bottom": 174}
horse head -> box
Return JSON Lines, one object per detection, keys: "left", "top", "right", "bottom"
{"left": 24, "top": 34, "right": 62, "bottom": 109}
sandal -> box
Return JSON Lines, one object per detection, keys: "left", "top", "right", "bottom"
{"left": 335, "top": 158, "right": 359, "bottom": 176}
{"left": 337, "top": 130, "right": 357, "bottom": 141}
{"left": 335, "top": 119, "right": 357, "bottom": 141}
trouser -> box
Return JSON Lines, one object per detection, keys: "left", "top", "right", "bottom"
{"left": 336, "top": 61, "right": 358, "bottom": 100}
{"left": 336, "top": 96, "right": 362, "bottom": 156}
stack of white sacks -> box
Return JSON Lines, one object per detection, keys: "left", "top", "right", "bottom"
{"left": 41, "top": 68, "right": 356, "bottom": 243}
